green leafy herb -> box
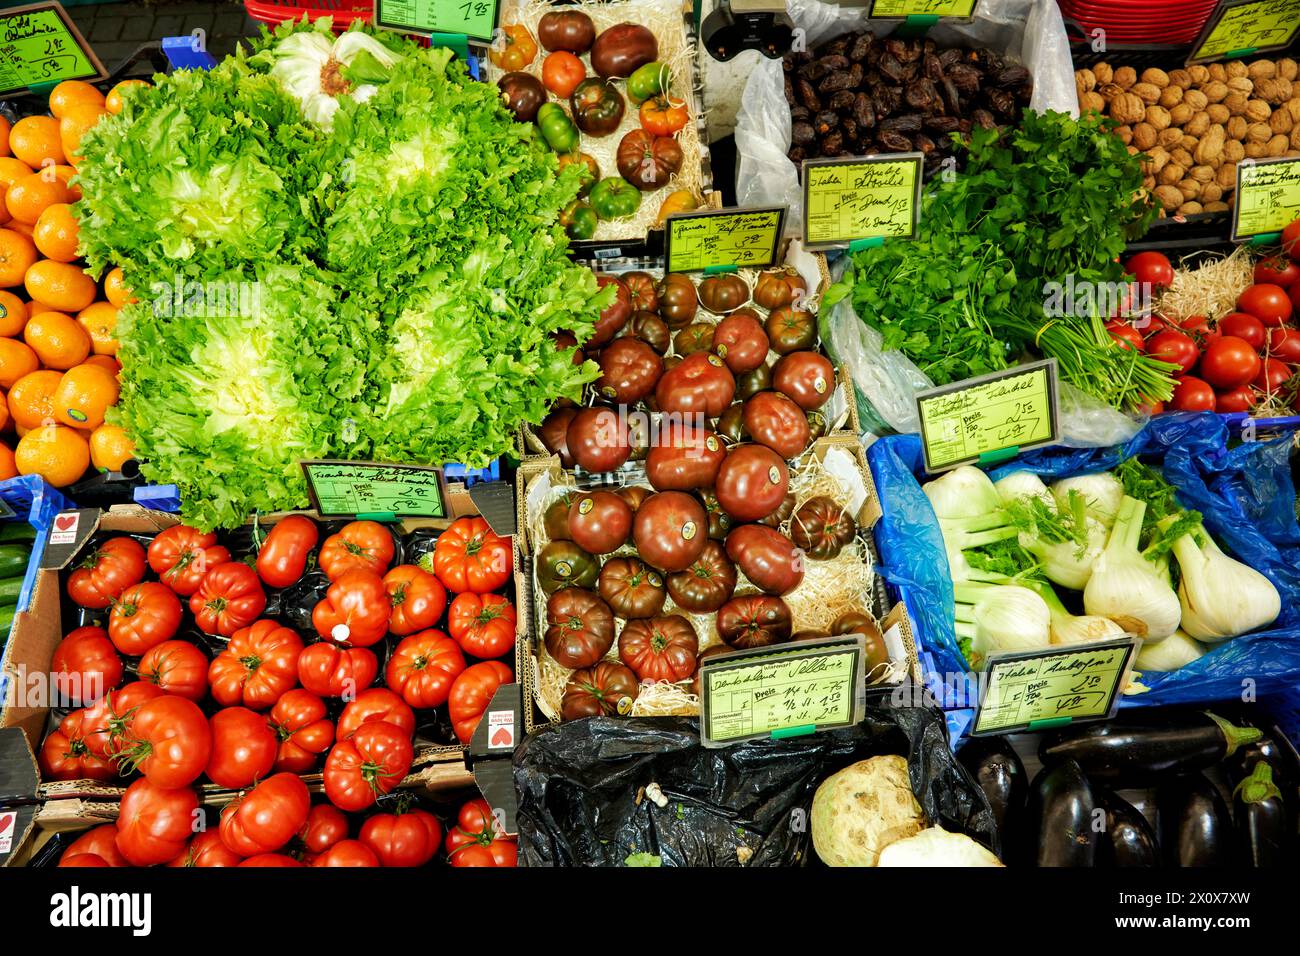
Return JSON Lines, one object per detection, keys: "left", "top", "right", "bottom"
{"left": 624, "top": 853, "right": 663, "bottom": 867}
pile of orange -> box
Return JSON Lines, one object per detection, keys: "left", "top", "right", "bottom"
{"left": 0, "top": 80, "right": 148, "bottom": 488}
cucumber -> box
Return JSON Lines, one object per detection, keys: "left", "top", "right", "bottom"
{"left": 0, "top": 575, "right": 23, "bottom": 608}
{"left": 0, "top": 604, "right": 15, "bottom": 637}
{"left": 0, "top": 522, "right": 34, "bottom": 544}
{"left": 0, "top": 544, "right": 28, "bottom": 577}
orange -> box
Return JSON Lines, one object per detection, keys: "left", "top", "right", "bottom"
{"left": 24, "top": 259, "right": 95, "bottom": 313}
{"left": 0, "top": 229, "right": 37, "bottom": 288}
{"left": 8, "top": 116, "right": 64, "bottom": 169}
{"left": 24, "top": 310, "right": 90, "bottom": 370}
{"left": 52, "top": 362, "right": 118, "bottom": 429}
{"left": 76, "top": 301, "right": 117, "bottom": 355}
{"left": 7, "top": 369, "right": 62, "bottom": 429}
{"left": 0, "top": 158, "right": 32, "bottom": 190}
{"left": 14, "top": 424, "right": 88, "bottom": 487}
{"left": 26, "top": 300, "right": 56, "bottom": 317}
{"left": 0, "top": 290, "right": 26, "bottom": 335}
{"left": 33, "top": 203, "right": 78, "bottom": 262}
{"left": 83, "top": 354, "right": 120, "bottom": 375}
{"left": 0, "top": 337, "right": 39, "bottom": 388}
{"left": 5, "top": 173, "right": 71, "bottom": 225}
{"left": 89, "top": 423, "right": 134, "bottom": 471}
{"left": 0, "top": 187, "right": 7, "bottom": 227}
{"left": 0, "top": 116, "right": 8, "bottom": 158}
{"left": 7, "top": 219, "right": 32, "bottom": 239}
{"left": 53, "top": 167, "right": 81, "bottom": 202}
{"left": 49, "top": 81, "right": 105, "bottom": 120}
{"left": 0, "top": 395, "right": 7, "bottom": 431}
{"left": 103, "top": 267, "right": 132, "bottom": 307}
{"left": 105, "top": 80, "right": 148, "bottom": 115}
{"left": 0, "top": 442, "right": 16, "bottom": 481}
{"left": 59, "top": 105, "right": 106, "bottom": 167}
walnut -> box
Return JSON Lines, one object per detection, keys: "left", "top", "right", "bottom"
{"left": 1201, "top": 182, "right": 1223, "bottom": 203}
{"left": 1183, "top": 89, "right": 1209, "bottom": 111}
{"left": 1115, "top": 124, "right": 1134, "bottom": 145}
{"left": 1202, "top": 81, "right": 1229, "bottom": 104}
{"left": 1255, "top": 77, "right": 1292, "bottom": 105}
{"left": 1171, "top": 103, "right": 1195, "bottom": 125}
{"left": 1289, "top": 125, "right": 1300, "bottom": 150}
{"left": 1168, "top": 69, "right": 1193, "bottom": 88}
{"left": 1190, "top": 164, "right": 1215, "bottom": 183}
{"left": 1269, "top": 134, "right": 1290, "bottom": 156}
{"left": 1247, "top": 122, "right": 1272, "bottom": 144}
{"left": 1227, "top": 115, "right": 1249, "bottom": 140}
{"left": 1207, "top": 63, "right": 1227, "bottom": 83}
{"left": 1204, "top": 200, "right": 1231, "bottom": 213}
{"left": 1177, "top": 179, "right": 1201, "bottom": 200}
{"left": 1227, "top": 60, "right": 1249, "bottom": 79}
{"left": 1093, "top": 62, "right": 1114, "bottom": 85}
{"left": 1287, "top": 97, "right": 1300, "bottom": 122}
{"left": 1099, "top": 83, "right": 1124, "bottom": 100}
{"left": 1143, "top": 174, "right": 1156, "bottom": 191}
{"left": 1075, "top": 69, "right": 1097, "bottom": 93}
{"left": 1228, "top": 76, "right": 1255, "bottom": 95}
{"left": 1182, "top": 134, "right": 1201, "bottom": 151}
{"left": 1246, "top": 99, "right": 1273, "bottom": 122}
{"left": 1225, "top": 92, "right": 1250, "bottom": 116}
{"left": 1155, "top": 185, "right": 1184, "bottom": 210}
{"left": 1195, "top": 124, "right": 1226, "bottom": 165}
{"left": 1177, "top": 201, "right": 1204, "bottom": 215}
{"left": 1146, "top": 146, "right": 1171, "bottom": 174}
{"left": 1159, "top": 86, "right": 1184, "bottom": 109}
{"left": 1145, "top": 106, "right": 1172, "bottom": 131}
{"left": 1248, "top": 59, "right": 1277, "bottom": 80}
{"left": 1224, "top": 140, "right": 1246, "bottom": 163}
{"left": 1114, "top": 66, "right": 1137, "bottom": 89}
{"left": 1246, "top": 141, "right": 1269, "bottom": 158}
{"left": 1132, "top": 82, "right": 1161, "bottom": 105}
{"left": 1172, "top": 147, "right": 1195, "bottom": 167}
{"left": 1161, "top": 127, "right": 1187, "bottom": 149}
{"left": 1207, "top": 104, "right": 1231, "bottom": 124}
{"left": 1109, "top": 91, "right": 1146, "bottom": 125}
{"left": 1133, "top": 123, "right": 1158, "bottom": 150}
{"left": 1158, "top": 163, "right": 1185, "bottom": 185}
{"left": 1080, "top": 91, "right": 1105, "bottom": 114}
{"left": 1279, "top": 59, "right": 1298, "bottom": 81}
{"left": 1271, "top": 108, "right": 1294, "bottom": 134}
{"left": 1186, "top": 111, "right": 1211, "bottom": 136}
{"left": 1217, "top": 163, "right": 1238, "bottom": 189}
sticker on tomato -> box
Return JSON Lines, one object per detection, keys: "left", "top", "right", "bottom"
{"left": 616, "top": 695, "right": 635, "bottom": 716}
{"left": 578, "top": 498, "right": 594, "bottom": 515}
{"left": 681, "top": 520, "right": 698, "bottom": 541}
{"left": 768, "top": 466, "right": 781, "bottom": 484}
{"left": 705, "top": 436, "right": 720, "bottom": 452}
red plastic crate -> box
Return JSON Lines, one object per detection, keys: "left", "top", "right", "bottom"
{"left": 244, "top": 0, "right": 373, "bottom": 33}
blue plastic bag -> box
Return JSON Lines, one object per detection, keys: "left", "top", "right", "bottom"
{"left": 867, "top": 412, "right": 1300, "bottom": 710}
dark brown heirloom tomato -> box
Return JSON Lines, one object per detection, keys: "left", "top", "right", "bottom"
{"left": 744, "top": 392, "right": 810, "bottom": 460}
{"left": 538, "top": 9, "right": 596, "bottom": 53}
{"left": 831, "top": 611, "right": 889, "bottom": 672}
{"left": 624, "top": 311, "right": 670, "bottom": 354}
{"left": 497, "top": 72, "right": 547, "bottom": 122}
{"left": 765, "top": 308, "right": 817, "bottom": 355}
{"left": 562, "top": 662, "right": 640, "bottom": 720}
{"left": 712, "top": 311, "right": 769, "bottom": 374}
{"left": 566, "top": 406, "right": 631, "bottom": 472}
{"left": 736, "top": 362, "right": 771, "bottom": 400}
{"left": 597, "top": 337, "right": 663, "bottom": 404}
{"left": 697, "top": 274, "right": 750, "bottom": 315}
{"left": 618, "top": 615, "right": 698, "bottom": 682}
{"left": 537, "top": 541, "right": 601, "bottom": 594}
{"left": 656, "top": 274, "right": 698, "bottom": 327}
{"left": 539, "top": 407, "right": 578, "bottom": 466}
{"left": 623, "top": 272, "right": 658, "bottom": 312}
{"left": 697, "top": 490, "right": 734, "bottom": 541}
{"left": 590, "top": 23, "right": 658, "bottom": 78}
{"left": 633, "top": 491, "right": 708, "bottom": 572}
{"left": 673, "top": 323, "right": 715, "bottom": 356}
{"left": 655, "top": 352, "right": 735, "bottom": 418}
{"left": 790, "top": 496, "right": 856, "bottom": 559}
{"left": 616, "top": 129, "right": 682, "bottom": 191}
{"left": 646, "top": 421, "right": 725, "bottom": 492}
{"left": 667, "top": 540, "right": 736, "bottom": 612}
{"left": 543, "top": 495, "right": 573, "bottom": 541}
{"left": 725, "top": 525, "right": 805, "bottom": 596}
{"left": 597, "top": 558, "right": 666, "bottom": 619}
{"left": 571, "top": 78, "right": 625, "bottom": 136}
{"left": 717, "top": 595, "right": 793, "bottom": 649}
{"left": 568, "top": 491, "right": 634, "bottom": 554}
{"left": 758, "top": 493, "right": 796, "bottom": 528}
{"left": 716, "top": 404, "right": 747, "bottom": 445}
{"left": 715, "top": 444, "right": 789, "bottom": 522}
{"left": 590, "top": 275, "right": 632, "bottom": 347}
{"left": 615, "top": 485, "right": 651, "bottom": 515}
{"left": 545, "top": 588, "right": 615, "bottom": 668}
{"left": 753, "top": 267, "right": 808, "bottom": 311}
{"left": 774, "top": 351, "right": 836, "bottom": 411}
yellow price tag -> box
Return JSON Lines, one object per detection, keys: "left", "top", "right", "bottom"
{"left": 375, "top": 0, "right": 499, "bottom": 41}
{"left": 802, "top": 154, "right": 923, "bottom": 250}
{"left": 301, "top": 460, "right": 449, "bottom": 518}
{"left": 973, "top": 639, "right": 1138, "bottom": 735}
{"left": 1232, "top": 157, "right": 1300, "bottom": 240}
{"left": 0, "top": 3, "right": 104, "bottom": 97}
{"left": 664, "top": 207, "right": 785, "bottom": 273}
{"left": 869, "top": 0, "right": 979, "bottom": 16}
{"left": 1190, "top": 0, "right": 1300, "bottom": 62}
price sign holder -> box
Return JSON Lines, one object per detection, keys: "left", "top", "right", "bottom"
{"left": 1230, "top": 156, "right": 1300, "bottom": 245}
{"left": 801, "top": 153, "right": 923, "bottom": 252}
{"left": 663, "top": 206, "right": 785, "bottom": 274}
{"left": 301, "top": 460, "right": 451, "bottom": 521}
{"left": 915, "top": 358, "right": 1060, "bottom": 473}
{"left": 0, "top": 2, "right": 105, "bottom": 99}
{"left": 1187, "top": 0, "right": 1300, "bottom": 64}
{"left": 698, "top": 635, "right": 867, "bottom": 748}
{"left": 868, "top": 0, "right": 980, "bottom": 32}
{"left": 374, "top": 0, "right": 500, "bottom": 44}
{"left": 971, "top": 638, "right": 1140, "bottom": 736}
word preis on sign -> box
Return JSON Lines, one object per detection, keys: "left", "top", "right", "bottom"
{"left": 301, "top": 460, "right": 449, "bottom": 519}
{"left": 1231, "top": 157, "right": 1300, "bottom": 241}
{"left": 375, "top": 0, "right": 499, "bottom": 42}
{"left": 869, "top": 0, "right": 979, "bottom": 17}
{"left": 1189, "top": 0, "right": 1300, "bottom": 63}
{"left": 0, "top": 3, "right": 105, "bottom": 97}
{"left": 802, "top": 154, "right": 923, "bottom": 250}
{"left": 972, "top": 638, "right": 1139, "bottom": 736}
{"left": 663, "top": 207, "right": 785, "bottom": 273}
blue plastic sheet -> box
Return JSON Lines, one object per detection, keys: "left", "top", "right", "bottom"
{"left": 868, "top": 412, "right": 1300, "bottom": 710}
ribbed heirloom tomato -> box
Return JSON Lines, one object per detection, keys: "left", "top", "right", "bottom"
{"left": 386, "top": 629, "right": 466, "bottom": 709}
{"left": 205, "top": 706, "right": 277, "bottom": 789}
{"left": 360, "top": 805, "right": 443, "bottom": 868}
{"left": 255, "top": 514, "right": 319, "bottom": 588}
{"left": 116, "top": 695, "right": 211, "bottom": 788}
{"left": 448, "top": 660, "right": 514, "bottom": 745}
{"left": 297, "top": 642, "right": 378, "bottom": 698}
{"left": 190, "top": 562, "right": 266, "bottom": 637}
{"left": 209, "top": 618, "right": 304, "bottom": 710}
{"left": 146, "top": 524, "right": 231, "bottom": 597}
{"left": 219, "top": 772, "right": 311, "bottom": 857}
{"left": 60, "top": 825, "right": 129, "bottom": 868}
{"left": 445, "top": 797, "right": 517, "bottom": 867}
{"left": 167, "top": 830, "right": 242, "bottom": 868}
{"left": 298, "top": 804, "right": 349, "bottom": 859}
{"left": 39, "top": 714, "right": 116, "bottom": 781}
{"left": 337, "top": 687, "right": 416, "bottom": 740}
{"left": 312, "top": 839, "right": 379, "bottom": 867}
{"left": 312, "top": 569, "right": 390, "bottom": 647}
{"left": 318, "top": 520, "right": 394, "bottom": 581}
{"left": 383, "top": 564, "right": 446, "bottom": 635}
{"left": 448, "top": 593, "right": 517, "bottom": 659}
{"left": 323, "top": 720, "right": 414, "bottom": 812}
{"left": 268, "top": 689, "right": 335, "bottom": 773}
{"left": 137, "top": 640, "right": 209, "bottom": 701}
{"left": 115, "top": 778, "right": 199, "bottom": 867}
{"left": 108, "top": 582, "right": 181, "bottom": 656}
{"left": 433, "top": 517, "right": 512, "bottom": 593}
{"left": 66, "top": 535, "right": 146, "bottom": 609}
{"left": 50, "top": 625, "right": 122, "bottom": 705}
{"left": 77, "top": 680, "right": 164, "bottom": 759}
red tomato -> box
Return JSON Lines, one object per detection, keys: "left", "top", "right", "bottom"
{"left": 360, "top": 807, "right": 442, "bottom": 868}
{"left": 1217, "top": 312, "right": 1267, "bottom": 350}
{"left": 1254, "top": 356, "right": 1293, "bottom": 394}
{"left": 238, "top": 854, "right": 302, "bottom": 867}
{"left": 77, "top": 681, "right": 165, "bottom": 759}
{"left": 205, "top": 706, "right": 277, "bottom": 789}
{"left": 448, "top": 660, "right": 514, "bottom": 745}
{"left": 190, "top": 562, "right": 266, "bottom": 637}
{"left": 445, "top": 797, "right": 517, "bottom": 867}
{"left": 297, "top": 642, "right": 378, "bottom": 698}
{"left": 1178, "top": 314, "right": 1220, "bottom": 348}
{"left": 433, "top": 517, "right": 513, "bottom": 594}
{"left": 39, "top": 720, "right": 116, "bottom": 781}
{"left": 117, "top": 695, "right": 211, "bottom": 788}
{"left": 386, "top": 629, "right": 466, "bottom": 709}
{"left": 1256, "top": 257, "right": 1300, "bottom": 288}
{"left": 1215, "top": 385, "right": 1257, "bottom": 413}
{"left": 1268, "top": 326, "right": 1300, "bottom": 363}
{"left": 51, "top": 626, "right": 122, "bottom": 705}
{"left": 1237, "top": 283, "right": 1293, "bottom": 328}
{"left": 1200, "top": 335, "right": 1263, "bottom": 389}
{"left": 219, "top": 772, "right": 311, "bottom": 856}
{"left": 541, "top": 50, "right": 585, "bottom": 97}
{"left": 1105, "top": 319, "right": 1145, "bottom": 352}
{"left": 323, "top": 721, "right": 414, "bottom": 812}
{"left": 66, "top": 536, "right": 146, "bottom": 609}
{"left": 1170, "top": 375, "right": 1217, "bottom": 411}
{"left": 1284, "top": 218, "right": 1300, "bottom": 260}
{"left": 268, "top": 688, "right": 334, "bottom": 774}
{"left": 337, "top": 687, "right": 416, "bottom": 740}
{"left": 137, "top": 640, "right": 208, "bottom": 701}
{"left": 1143, "top": 329, "right": 1200, "bottom": 374}
{"left": 167, "top": 830, "right": 242, "bottom": 867}
{"left": 108, "top": 582, "right": 181, "bottom": 656}
{"left": 298, "top": 804, "right": 349, "bottom": 858}
{"left": 208, "top": 618, "right": 303, "bottom": 710}
{"left": 311, "top": 839, "right": 379, "bottom": 867}
{"left": 1134, "top": 312, "right": 1168, "bottom": 336}
{"left": 146, "top": 525, "right": 230, "bottom": 597}
{"left": 318, "top": 521, "right": 395, "bottom": 581}
{"left": 1124, "top": 251, "right": 1174, "bottom": 290}
{"left": 115, "top": 778, "right": 199, "bottom": 866}
{"left": 312, "top": 569, "right": 390, "bottom": 647}
{"left": 255, "top": 514, "right": 320, "bottom": 589}
{"left": 447, "top": 592, "right": 517, "bottom": 659}
{"left": 60, "top": 825, "right": 129, "bottom": 868}
{"left": 383, "top": 564, "right": 447, "bottom": 636}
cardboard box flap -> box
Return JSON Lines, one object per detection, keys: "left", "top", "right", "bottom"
{"left": 467, "top": 481, "right": 517, "bottom": 538}
{"left": 472, "top": 758, "right": 517, "bottom": 836}
{"left": 0, "top": 727, "right": 39, "bottom": 804}
{"left": 469, "top": 684, "right": 522, "bottom": 758}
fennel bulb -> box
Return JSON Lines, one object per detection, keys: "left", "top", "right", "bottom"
{"left": 1135, "top": 630, "right": 1206, "bottom": 671}
{"left": 955, "top": 582, "right": 1051, "bottom": 668}
{"left": 1027, "top": 580, "right": 1127, "bottom": 646}
{"left": 1051, "top": 473, "right": 1123, "bottom": 530}
{"left": 1162, "top": 519, "right": 1281, "bottom": 641}
{"left": 994, "top": 471, "right": 1053, "bottom": 506}
{"left": 924, "top": 466, "right": 1002, "bottom": 519}
{"left": 877, "top": 827, "right": 1003, "bottom": 867}
{"left": 267, "top": 31, "right": 402, "bottom": 129}
{"left": 1083, "top": 496, "right": 1181, "bottom": 640}
{"left": 1019, "top": 515, "right": 1105, "bottom": 591}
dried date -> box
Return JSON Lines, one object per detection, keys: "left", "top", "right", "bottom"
{"left": 820, "top": 131, "right": 845, "bottom": 155}
{"left": 906, "top": 78, "right": 940, "bottom": 112}
{"left": 995, "top": 65, "right": 1031, "bottom": 88}
{"left": 880, "top": 114, "right": 922, "bottom": 134}
{"left": 797, "top": 77, "right": 822, "bottom": 112}
{"left": 792, "top": 121, "right": 816, "bottom": 146}
{"left": 818, "top": 70, "right": 855, "bottom": 94}
{"left": 849, "top": 32, "right": 874, "bottom": 62}
{"left": 879, "top": 131, "right": 912, "bottom": 151}
{"left": 784, "top": 76, "right": 796, "bottom": 105}
{"left": 972, "top": 108, "right": 997, "bottom": 130}
{"left": 814, "top": 110, "right": 839, "bottom": 134}
{"left": 878, "top": 52, "right": 905, "bottom": 84}
{"left": 853, "top": 92, "right": 876, "bottom": 128}
{"left": 828, "top": 89, "right": 856, "bottom": 113}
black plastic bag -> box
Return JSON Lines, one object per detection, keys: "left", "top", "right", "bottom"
{"left": 514, "top": 701, "right": 995, "bottom": 867}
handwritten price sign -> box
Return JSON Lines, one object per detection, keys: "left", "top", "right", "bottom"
{"left": 301, "top": 460, "right": 449, "bottom": 519}
{"left": 375, "top": 0, "right": 499, "bottom": 41}
{"left": 869, "top": 0, "right": 980, "bottom": 18}
{"left": 1189, "top": 0, "right": 1300, "bottom": 63}
{"left": 0, "top": 3, "right": 104, "bottom": 97}
{"left": 1232, "top": 157, "right": 1300, "bottom": 240}
{"left": 664, "top": 207, "right": 785, "bottom": 273}
{"left": 802, "top": 154, "right": 923, "bottom": 250}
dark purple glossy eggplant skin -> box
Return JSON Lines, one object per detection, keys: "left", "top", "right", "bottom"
{"left": 1230, "top": 762, "right": 1292, "bottom": 867}
{"left": 1023, "top": 759, "right": 1099, "bottom": 868}
{"left": 1156, "top": 773, "right": 1236, "bottom": 868}
{"left": 1098, "top": 790, "right": 1159, "bottom": 868}
{"left": 956, "top": 736, "right": 1025, "bottom": 862}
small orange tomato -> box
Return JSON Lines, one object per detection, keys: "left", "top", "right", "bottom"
{"left": 488, "top": 24, "right": 538, "bottom": 72}
{"left": 541, "top": 51, "right": 585, "bottom": 98}
{"left": 640, "top": 95, "right": 689, "bottom": 137}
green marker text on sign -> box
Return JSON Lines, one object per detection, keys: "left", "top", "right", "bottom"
{"left": 0, "top": 4, "right": 103, "bottom": 97}
{"left": 375, "top": 0, "right": 499, "bottom": 42}
{"left": 1190, "top": 0, "right": 1300, "bottom": 62}
{"left": 802, "top": 154, "right": 922, "bottom": 250}
{"left": 1232, "top": 157, "right": 1300, "bottom": 241}
{"left": 916, "top": 359, "right": 1060, "bottom": 473}
{"left": 301, "top": 460, "right": 448, "bottom": 519}
{"left": 972, "top": 639, "right": 1138, "bottom": 736}
{"left": 869, "top": 0, "right": 979, "bottom": 17}
{"left": 664, "top": 207, "right": 785, "bottom": 273}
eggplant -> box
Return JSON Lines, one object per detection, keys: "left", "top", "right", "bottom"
{"left": 1098, "top": 790, "right": 1159, "bottom": 867}
{"left": 1231, "top": 762, "right": 1292, "bottom": 867}
{"left": 956, "top": 736, "right": 1025, "bottom": 862}
{"left": 1156, "top": 772, "right": 1236, "bottom": 867}
{"left": 1039, "top": 711, "right": 1261, "bottom": 787}
{"left": 1023, "top": 759, "right": 1099, "bottom": 867}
